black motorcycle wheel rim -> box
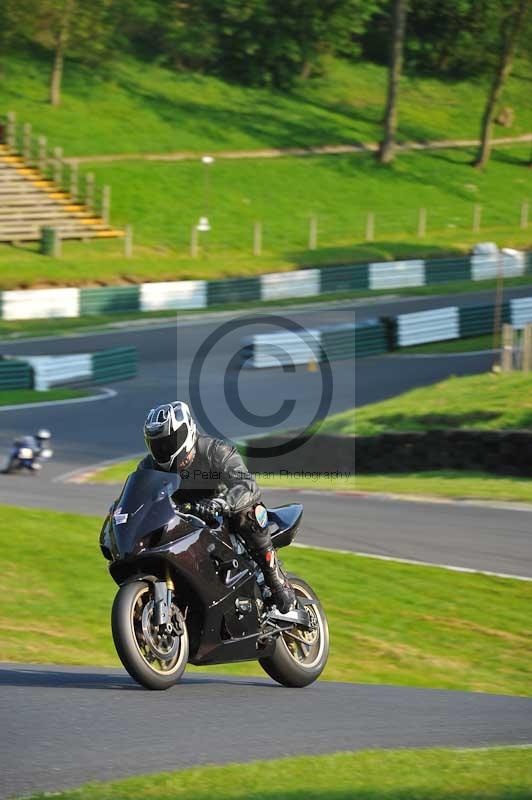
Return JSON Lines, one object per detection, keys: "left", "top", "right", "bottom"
{"left": 130, "top": 585, "right": 186, "bottom": 675}
{"left": 280, "top": 583, "right": 325, "bottom": 669}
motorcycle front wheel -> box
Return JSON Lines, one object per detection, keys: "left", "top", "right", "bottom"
{"left": 259, "top": 574, "right": 329, "bottom": 688}
{"left": 111, "top": 580, "right": 189, "bottom": 690}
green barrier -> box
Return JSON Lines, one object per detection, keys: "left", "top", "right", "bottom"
{"left": 425, "top": 257, "right": 471, "bottom": 285}
{"left": 320, "top": 264, "right": 369, "bottom": 294}
{"left": 80, "top": 286, "right": 140, "bottom": 316}
{"left": 91, "top": 347, "right": 137, "bottom": 383}
{"left": 354, "top": 321, "right": 389, "bottom": 356}
{"left": 458, "top": 302, "right": 511, "bottom": 338}
{"left": 321, "top": 326, "right": 356, "bottom": 361}
{"left": 0, "top": 360, "right": 33, "bottom": 390}
{"left": 207, "top": 276, "right": 261, "bottom": 306}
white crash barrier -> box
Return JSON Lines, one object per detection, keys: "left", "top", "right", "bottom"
{"left": 397, "top": 306, "right": 460, "bottom": 346}
{"left": 369, "top": 260, "right": 425, "bottom": 290}
{"left": 140, "top": 280, "right": 207, "bottom": 311}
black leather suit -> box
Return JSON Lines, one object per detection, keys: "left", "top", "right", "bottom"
{"left": 137, "top": 433, "right": 261, "bottom": 515}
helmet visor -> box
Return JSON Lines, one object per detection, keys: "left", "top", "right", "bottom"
{"left": 148, "top": 424, "right": 188, "bottom": 465}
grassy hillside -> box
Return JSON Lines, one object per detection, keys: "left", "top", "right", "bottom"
{"left": 1, "top": 504, "right": 531, "bottom": 695}
{"left": 1, "top": 51, "right": 531, "bottom": 288}
{"left": 321, "top": 373, "right": 532, "bottom": 436}
{"left": 2, "top": 52, "right": 532, "bottom": 156}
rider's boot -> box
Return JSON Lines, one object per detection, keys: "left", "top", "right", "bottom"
{"left": 260, "top": 545, "right": 296, "bottom": 613}
{"left": 239, "top": 504, "right": 296, "bottom": 613}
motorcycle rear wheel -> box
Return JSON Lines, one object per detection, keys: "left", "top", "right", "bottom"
{"left": 112, "top": 580, "right": 189, "bottom": 690}
{"left": 259, "top": 574, "right": 329, "bottom": 688}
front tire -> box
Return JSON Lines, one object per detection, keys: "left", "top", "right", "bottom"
{"left": 259, "top": 575, "right": 329, "bottom": 688}
{"left": 112, "top": 580, "right": 189, "bottom": 690}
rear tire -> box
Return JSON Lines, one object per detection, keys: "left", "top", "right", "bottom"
{"left": 112, "top": 580, "right": 189, "bottom": 690}
{"left": 259, "top": 575, "right": 329, "bottom": 688}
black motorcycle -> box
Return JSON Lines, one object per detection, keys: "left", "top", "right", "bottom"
{"left": 100, "top": 469, "right": 329, "bottom": 690}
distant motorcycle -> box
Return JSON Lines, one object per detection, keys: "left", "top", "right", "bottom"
{"left": 3, "top": 429, "right": 53, "bottom": 474}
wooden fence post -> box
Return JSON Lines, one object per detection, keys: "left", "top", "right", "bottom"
{"left": 22, "top": 123, "right": 32, "bottom": 161}
{"left": 38, "top": 136, "right": 47, "bottom": 173}
{"left": 69, "top": 162, "right": 78, "bottom": 200}
{"left": 473, "top": 203, "right": 482, "bottom": 233}
{"left": 190, "top": 226, "right": 198, "bottom": 258}
{"left": 520, "top": 199, "right": 529, "bottom": 230}
{"left": 417, "top": 207, "right": 426, "bottom": 238}
{"left": 308, "top": 215, "right": 317, "bottom": 250}
{"left": 53, "top": 147, "right": 63, "bottom": 185}
{"left": 523, "top": 324, "right": 532, "bottom": 373}
{"left": 253, "top": 222, "right": 262, "bottom": 256}
{"left": 85, "top": 172, "right": 95, "bottom": 210}
{"left": 501, "top": 324, "right": 514, "bottom": 373}
{"left": 6, "top": 111, "right": 16, "bottom": 149}
{"left": 101, "top": 185, "right": 111, "bottom": 224}
{"left": 365, "top": 212, "right": 375, "bottom": 242}
{"left": 124, "top": 224, "right": 133, "bottom": 257}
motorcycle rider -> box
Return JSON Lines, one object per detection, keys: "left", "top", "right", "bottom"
{"left": 138, "top": 401, "right": 296, "bottom": 613}
{"left": 5, "top": 428, "right": 52, "bottom": 473}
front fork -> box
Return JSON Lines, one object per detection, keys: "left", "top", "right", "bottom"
{"left": 152, "top": 567, "right": 175, "bottom": 627}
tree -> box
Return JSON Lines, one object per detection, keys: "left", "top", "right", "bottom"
{"left": 172, "top": 0, "right": 377, "bottom": 87}
{"left": 378, "top": 0, "right": 408, "bottom": 164}
{"left": 5, "top": 0, "right": 115, "bottom": 107}
{"left": 474, "top": 0, "right": 530, "bottom": 168}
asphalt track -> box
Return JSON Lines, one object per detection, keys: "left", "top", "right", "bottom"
{"left": 0, "top": 286, "right": 530, "bottom": 578}
{"left": 1, "top": 288, "right": 531, "bottom": 797}
{"left": 1, "top": 663, "right": 531, "bottom": 799}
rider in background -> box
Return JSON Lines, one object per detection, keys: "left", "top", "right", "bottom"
{"left": 137, "top": 401, "right": 295, "bottom": 613}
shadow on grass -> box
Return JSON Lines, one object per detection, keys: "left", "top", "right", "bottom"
{"left": 370, "top": 412, "right": 500, "bottom": 429}
{"left": 286, "top": 241, "right": 458, "bottom": 267}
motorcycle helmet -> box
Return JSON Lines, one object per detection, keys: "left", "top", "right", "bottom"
{"left": 144, "top": 401, "right": 197, "bottom": 470}
{"left": 36, "top": 428, "right": 51, "bottom": 442}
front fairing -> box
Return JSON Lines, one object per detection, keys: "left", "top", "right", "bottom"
{"left": 100, "top": 469, "right": 202, "bottom": 561}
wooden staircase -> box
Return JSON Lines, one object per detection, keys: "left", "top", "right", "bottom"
{"left": 0, "top": 142, "right": 124, "bottom": 244}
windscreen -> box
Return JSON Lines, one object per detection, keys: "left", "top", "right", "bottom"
{"left": 117, "top": 469, "right": 181, "bottom": 513}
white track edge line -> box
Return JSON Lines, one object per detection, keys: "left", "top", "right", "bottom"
{"left": 53, "top": 450, "right": 144, "bottom": 483}
{"left": 292, "top": 543, "right": 532, "bottom": 582}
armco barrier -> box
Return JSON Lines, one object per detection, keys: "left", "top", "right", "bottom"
{"left": 79, "top": 286, "right": 140, "bottom": 315}
{"left": 24, "top": 354, "right": 93, "bottom": 391}
{"left": 5, "top": 347, "right": 137, "bottom": 390}
{"left": 245, "top": 295, "right": 532, "bottom": 366}
{"left": 458, "top": 302, "right": 511, "bottom": 338}
{"left": 91, "top": 347, "right": 137, "bottom": 383}
{"left": 0, "top": 359, "right": 33, "bottom": 390}
{"left": 1, "top": 248, "right": 530, "bottom": 321}
{"left": 244, "top": 320, "right": 386, "bottom": 368}
{"left": 397, "top": 307, "right": 460, "bottom": 347}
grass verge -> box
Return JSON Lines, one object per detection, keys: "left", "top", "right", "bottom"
{"left": 321, "top": 373, "right": 532, "bottom": 436}
{"left": 400, "top": 333, "right": 497, "bottom": 354}
{"left": 18, "top": 748, "right": 532, "bottom": 800}
{"left": 1, "top": 504, "right": 531, "bottom": 694}
{"left": 86, "top": 461, "right": 532, "bottom": 504}
{"left": 0, "top": 388, "right": 89, "bottom": 406}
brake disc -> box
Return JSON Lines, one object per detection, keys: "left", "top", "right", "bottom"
{"left": 141, "top": 601, "right": 179, "bottom": 661}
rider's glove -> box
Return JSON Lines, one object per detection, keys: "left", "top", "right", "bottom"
{"left": 193, "top": 498, "right": 229, "bottom": 523}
